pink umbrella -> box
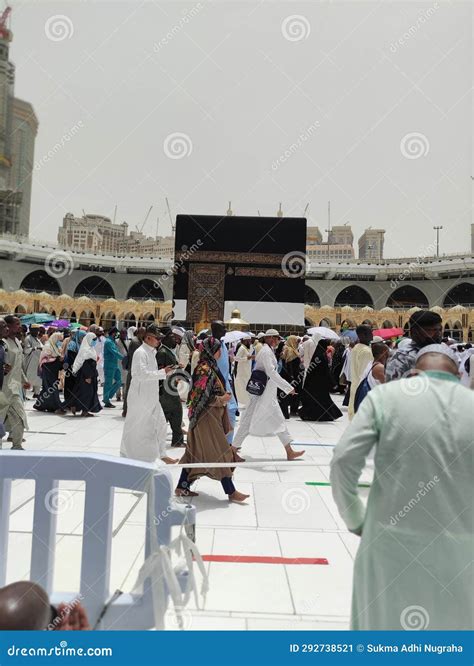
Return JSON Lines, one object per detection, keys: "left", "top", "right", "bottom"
{"left": 372, "top": 327, "right": 404, "bottom": 340}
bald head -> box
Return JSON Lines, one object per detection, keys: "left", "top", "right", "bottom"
{"left": 415, "top": 352, "right": 459, "bottom": 376}
{"left": 0, "top": 581, "right": 51, "bottom": 630}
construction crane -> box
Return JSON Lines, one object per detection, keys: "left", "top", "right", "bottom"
{"left": 136, "top": 205, "right": 153, "bottom": 234}
{"left": 0, "top": 6, "right": 11, "bottom": 41}
{"left": 165, "top": 197, "right": 175, "bottom": 234}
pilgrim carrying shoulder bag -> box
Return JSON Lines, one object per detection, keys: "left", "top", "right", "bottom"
{"left": 246, "top": 369, "right": 268, "bottom": 396}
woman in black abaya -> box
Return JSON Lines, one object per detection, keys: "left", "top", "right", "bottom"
{"left": 299, "top": 335, "right": 342, "bottom": 422}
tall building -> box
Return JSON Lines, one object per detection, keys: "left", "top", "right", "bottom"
{"left": 306, "top": 224, "right": 354, "bottom": 261}
{"left": 328, "top": 224, "right": 353, "bottom": 246}
{"left": 306, "top": 225, "right": 323, "bottom": 244}
{"left": 9, "top": 98, "right": 38, "bottom": 236}
{"left": 58, "top": 213, "right": 129, "bottom": 253}
{"left": 58, "top": 212, "right": 175, "bottom": 257}
{"left": 358, "top": 228, "right": 385, "bottom": 260}
{"left": 0, "top": 9, "right": 38, "bottom": 236}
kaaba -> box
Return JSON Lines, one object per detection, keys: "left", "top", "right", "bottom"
{"left": 172, "top": 215, "right": 307, "bottom": 330}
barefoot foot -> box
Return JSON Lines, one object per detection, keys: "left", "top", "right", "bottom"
{"left": 285, "top": 446, "right": 305, "bottom": 460}
{"left": 229, "top": 491, "right": 250, "bottom": 503}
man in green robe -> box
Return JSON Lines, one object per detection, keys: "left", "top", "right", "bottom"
{"left": 156, "top": 328, "right": 185, "bottom": 448}
{"left": 330, "top": 344, "right": 473, "bottom": 630}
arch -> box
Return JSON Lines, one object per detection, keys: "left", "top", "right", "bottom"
{"left": 334, "top": 285, "right": 373, "bottom": 307}
{"left": 70, "top": 311, "right": 77, "bottom": 323}
{"left": 443, "top": 282, "right": 474, "bottom": 307}
{"left": 14, "top": 304, "right": 27, "bottom": 314}
{"left": 304, "top": 286, "right": 320, "bottom": 306}
{"left": 59, "top": 308, "right": 70, "bottom": 319}
{"left": 100, "top": 311, "right": 117, "bottom": 330}
{"left": 468, "top": 327, "right": 473, "bottom": 343}
{"left": 403, "top": 321, "right": 410, "bottom": 334}
{"left": 162, "top": 311, "right": 173, "bottom": 323}
{"left": 79, "top": 310, "right": 95, "bottom": 326}
{"left": 127, "top": 279, "right": 164, "bottom": 301}
{"left": 139, "top": 312, "right": 155, "bottom": 326}
{"left": 319, "top": 317, "right": 334, "bottom": 328}
{"left": 304, "top": 317, "right": 315, "bottom": 327}
{"left": 20, "top": 270, "right": 61, "bottom": 295}
{"left": 452, "top": 321, "right": 463, "bottom": 341}
{"left": 74, "top": 276, "right": 115, "bottom": 299}
{"left": 387, "top": 286, "right": 428, "bottom": 309}
{"left": 123, "top": 312, "right": 136, "bottom": 327}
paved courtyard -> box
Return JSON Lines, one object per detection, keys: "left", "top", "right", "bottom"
{"left": 4, "top": 394, "right": 373, "bottom": 630}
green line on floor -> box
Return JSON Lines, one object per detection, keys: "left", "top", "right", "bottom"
{"left": 305, "top": 481, "right": 371, "bottom": 488}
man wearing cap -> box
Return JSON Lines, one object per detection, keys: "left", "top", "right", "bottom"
{"left": 102, "top": 327, "right": 125, "bottom": 408}
{"left": 385, "top": 310, "right": 443, "bottom": 382}
{"left": 22, "top": 324, "right": 43, "bottom": 398}
{"left": 330, "top": 344, "right": 473, "bottom": 630}
{"left": 156, "top": 327, "right": 185, "bottom": 448}
{"left": 232, "top": 329, "right": 305, "bottom": 461}
{"left": 120, "top": 324, "right": 176, "bottom": 464}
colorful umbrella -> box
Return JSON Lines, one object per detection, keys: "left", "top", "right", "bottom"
{"left": 48, "top": 319, "right": 70, "bottom": 328}
{"left": 307, "top": 326, "right": 340, "bottom": 341}
{"left": 372, "top": 327, "right": 404, "bottom": 340}
{"left": 19, "top": 313, "right": 55, "bottom": 326}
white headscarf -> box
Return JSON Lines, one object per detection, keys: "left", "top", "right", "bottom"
{"left": 127, "top": 325, "right": 137, "bottom": 340}
{"left": 73, "top": 332, "right": 98, "bottom": 374}
{"left": 39, "top": 332, "right": 63, "bottom": 367}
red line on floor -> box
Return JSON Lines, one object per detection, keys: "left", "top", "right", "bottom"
{"left": 201, "top": 555, "right": 329, "bottom": 565}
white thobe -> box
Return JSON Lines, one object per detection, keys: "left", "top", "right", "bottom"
{"left": 233, "top": 343, "right": 293, "bottom": 446}
{"left": 301, "top": 338, "right": 316, "bottom": 375}
{"left": 234, "top": 344, "right": 252, "bottom": 406}
{"left": 348, "top": 343, "right": 373, "bottom": 419}
{"left": 120, "top": 342, "right": 168, "bottom": 462}
{"left": 330, "top": 372, "right": 474, "bottom": 630}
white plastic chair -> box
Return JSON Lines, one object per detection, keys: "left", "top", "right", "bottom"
{"left": 0, "top": 451, "right": 196, "bottom": 629}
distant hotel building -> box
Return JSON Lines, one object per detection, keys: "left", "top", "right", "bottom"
{"left": 0, "top": 10, "right": 38, "bottom": 236}
{"left": 306, "top": 224, "right": 355, "bottom": 261}
{"left": 58, "top": 212, "right": 175, "bottom": 258}
{"left": 358, "top": 228, "right": 385, "bottom": 260}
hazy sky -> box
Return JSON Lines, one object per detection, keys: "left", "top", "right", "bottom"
{"left": 9, "top": 0, "right": 473, "bottom": 256}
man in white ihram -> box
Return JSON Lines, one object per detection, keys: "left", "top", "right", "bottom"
{"left": 330, "top": 345, "right": 473, "bottom": 630}
{"left": 232, "top": 329, "right": 305, "bottom": 461}
{"left": 120, "top": 324, "right": 176, "bottom": 465}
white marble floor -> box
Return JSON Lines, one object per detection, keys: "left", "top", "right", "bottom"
{"left": 3, "top": 392, "right": 372, "bottom": 630}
